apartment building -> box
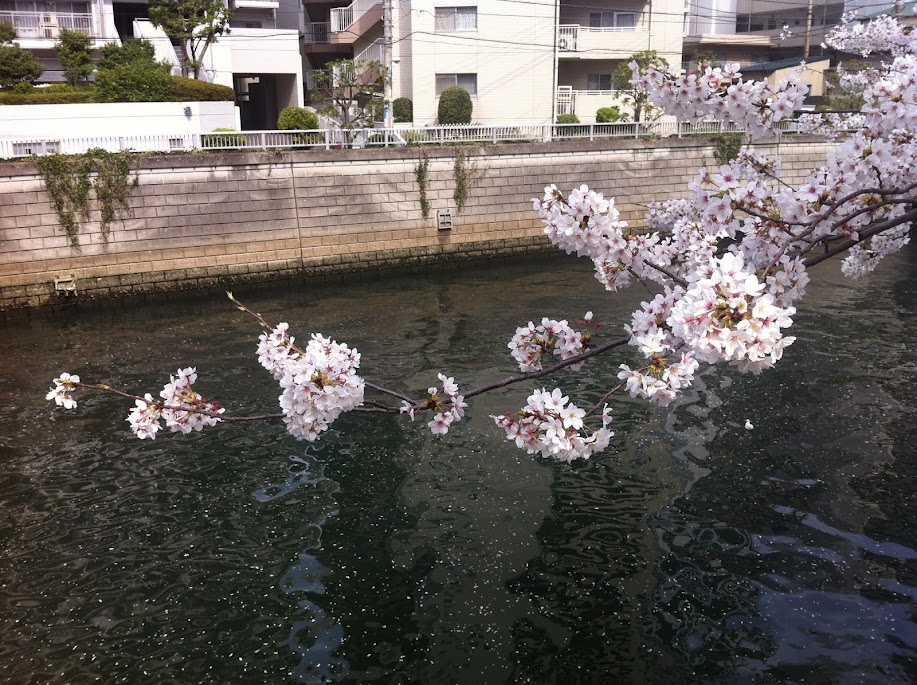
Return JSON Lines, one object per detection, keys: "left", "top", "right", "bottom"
{"left": 683, "top": 0, "right": 846, "bottom": 68}
{"left": 0, "top": 0, "right": 684, "bottom": 127}
{"left": 303, "top": 0, "right": 685, "bottom": 125}
{"left": 0, "top": 0, "right": 303, "bottom": 128}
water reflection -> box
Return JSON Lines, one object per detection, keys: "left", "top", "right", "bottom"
{"left": 0, "top": 251, "right": 915, "bottom": 683}
{"left": 257, "top": 448, "right": 350, "bottom": 684}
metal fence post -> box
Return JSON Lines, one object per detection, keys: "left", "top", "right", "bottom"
{"left": 589, "top": 124, "right": 594, "bottom": 142}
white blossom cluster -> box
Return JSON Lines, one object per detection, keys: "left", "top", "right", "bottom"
{"left": 400, "top": 373, "right": 467, "bottom": 436}
{"left": 508, "top": 315, "right": 591, "bottom": 372}
{"left": 126, "top": 367, "right": 224, "bottom": 440}
{"left": 822, "top": 13, "right": 914, "bottom": 56}
{"left": 257, "top": 322, "right": 296, "bottom": 380}
{"left": 278, "top": 334, "right": 364, "bottom": 441}
{"left": 631, "top": 61, "right": 807, "bottom": 140}
{"left": 492, "top": 389, "right": 613, "bottom": 463}
{"left": 46, "top": 372, "right": 80, "bottom": 409}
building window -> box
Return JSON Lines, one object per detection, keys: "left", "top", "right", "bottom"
{"left": 587, "top": 73, "right": 613, "bottom": 91}
{"left": 435, "top": 6, "right": 477, "bottom": 32}
{"left": 588, "top": 11, "right": 636, "bottom": 28}
{"left": 436, "top": 73, "right": 477, "bottom": 95}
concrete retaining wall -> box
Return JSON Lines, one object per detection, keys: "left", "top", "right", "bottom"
{"left": 0, "top": 137, "right": 834, "bottom": 311}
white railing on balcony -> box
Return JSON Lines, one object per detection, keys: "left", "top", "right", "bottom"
{"left": 0, "top": 120, "right": 814, "bottom": 158}
{"left": 555, "top": 89, "right": 631, "bottom": 119}
{"left": 557, "top": 24, "right": 646, "bottom": 51}
{"left": 330, "top": 0, "right": 377, "bottom": 33}
{"left": 304, "top": 21, "right": 330, "bottom": 44}
{"left": 0, "top": 10, "right": 95, "bottom": 39}
{"left": 355, "top": 39, "right": 384, "bottom": 64}
{"left": 557, "top": 25, "right": 577, "bottom": 51}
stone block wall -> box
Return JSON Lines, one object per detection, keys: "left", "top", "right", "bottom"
{"left": 0, "top": 137, "right": 834, "bottom": 311}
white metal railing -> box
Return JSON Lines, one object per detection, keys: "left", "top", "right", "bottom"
{"left": 304, "top": 21, "right": 330, "bottom": 44}
{"left": 557, "top": 23, "right": 646, "bottom": 51}
{"left": 0, "top": 120, "right": 811, "bottom": 158}
{"left": 0, "top": 10, "right": 95, "bottom": 38}
{"left": 330, "top": 0, "right": 377, "bottom": 33}
{"left": 555, "top": 89, "right": 630, "bottom": 116}
{"left": 558, "top": 25, "right": 577, "bottom": 51}
{"left": 355, "top": 39, "right": 384, "bottom": 64}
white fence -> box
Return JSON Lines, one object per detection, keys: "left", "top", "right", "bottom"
{"left": 0, "top": 121, "right": 803, "bottom": 159}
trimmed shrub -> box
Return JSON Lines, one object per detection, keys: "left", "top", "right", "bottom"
{"left": 595, "top": 107, "right": 624, "bottom": 123}
{"left": 276, "top": 106, "right": 318, "bottom": 130}
{"left": 0, "top": 88, "right": 94, "bottom": 105}
{"left": 437, "top": 86, "right": 472, "bottom": 125}
{"left": 556, "top": 113, "right": 580, "bottom": 124}
{"left": 172, "top": 76, "right": 235, "bottom": 102}
{"left": 94, "top": 62, "right": 173, "bottom": 102}
{"left": 393, "top": 96, "right": 412, "bottom": 123}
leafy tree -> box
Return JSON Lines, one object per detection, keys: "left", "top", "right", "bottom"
{"left": 0, "top": 21, "right": 44, "bottom": 89}
{"left": 555, "top": 113, "right": 579, "bottom": 123}
{"left": 311, "top": 59, "right": 386, "bottom": 128}
{"left": 56, "top": 28, "right": 93, "bottom": 87}
{"left": 97, "top": 39, "right": 158, "bottom": 70}
{"left": 148, "top": 0, "right": 232, "bottom": 79}
{"left": 94, "top": 39, "right": 172, "bottom": 102}
{"left": 438, "top": 86, "right": 473, "bottom": 124}
{"left": 614, "top": 50, "right": 668, "bottom": 122}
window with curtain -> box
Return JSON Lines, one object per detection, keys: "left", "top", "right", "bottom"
{"left": 436, "top": 73, "right": 477, "bottom": 95}
{"left": 435, "top": 6, "right": 477, "bottom": 32}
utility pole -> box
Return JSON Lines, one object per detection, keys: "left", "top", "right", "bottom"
{"left": 803, "top": 0, "right": 814, "bottom": 59}
{"left": 384, "top": 0, "right": 393, "bottom": 128}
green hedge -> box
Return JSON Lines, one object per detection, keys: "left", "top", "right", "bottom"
{"left": 0, "top": 77, "right": 235, "bottom": 105}
{"left": 0, "top": 88, "right": 94, "bottom": 104}
{"left": 171, "top": 76, "right": 235, "bottom": 102}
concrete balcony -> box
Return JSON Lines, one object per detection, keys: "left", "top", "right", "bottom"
{"left": 0, "top": 10, "right": 112, "bottom": 48}
{"left": 303, "top": 21, "right": 352, "bottom": 56}
{"left": 557, "top": 25, "right": 652, "bottom": 59}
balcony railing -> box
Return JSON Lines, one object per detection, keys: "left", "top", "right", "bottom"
{"left": 304, "top": 21, "right": 330, "bottom": 44}
{"left": 354, "top": 39, "right": 384, "bottom": 64}
{"left": 557, "top": 24, "right": 645, "bottom": 53}
{"left": 329, "top": 0, "right": 377, "bottom": 33}
{"left": 0, "top": 10, "right": 95, "bottom": 39}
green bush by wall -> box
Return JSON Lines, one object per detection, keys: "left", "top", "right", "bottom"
{"left": 438, "top": 87, "right": 472, "bottom": 125}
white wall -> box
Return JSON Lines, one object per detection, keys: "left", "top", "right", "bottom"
{"left": 0, "top": 101, "right": 239, "bottom": 138}
{"left": 401, "top": 0, "right": 557, "bottom": 125}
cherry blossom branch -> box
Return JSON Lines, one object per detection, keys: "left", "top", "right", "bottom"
{"left": 802, "top": 207, "right": 917, "bottom": 268}
{"left": 79, "top": 382, "right": 283, "bottom": 421}
{"left": 463, "top": 335, "right": 630, "bottom": 400}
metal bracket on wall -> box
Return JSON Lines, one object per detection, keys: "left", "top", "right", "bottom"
{"left": 436, "top": 208, "right": 453, "bottom": 231}
{"left": 54, "top": 275, "right": 77, "bottom": 295}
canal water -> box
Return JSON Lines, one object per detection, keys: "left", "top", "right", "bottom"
{"left": 0, "top": 249, "right": 915, "bottom": 684}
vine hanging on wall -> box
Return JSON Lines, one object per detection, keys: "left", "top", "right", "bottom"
{"left": 414, "top": 151, "right": 430, "bottom": 220}
{"left": 37, "top": 148, "right": 139, "bottom": 250}
{"left": 453, "top": 149, "right": 484, "bottom": 214}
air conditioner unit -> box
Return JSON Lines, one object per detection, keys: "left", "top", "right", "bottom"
{"left": 40, "top": 13, "right": 58, "bottom": 38}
